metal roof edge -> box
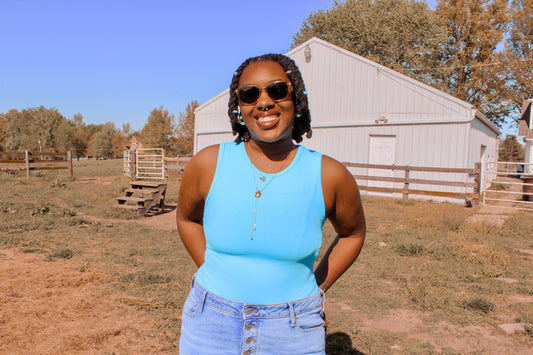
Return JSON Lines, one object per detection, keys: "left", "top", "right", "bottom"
{"left": 290, "top": 37, "right": 476, "bottom": 112}
{"left": 195, "top": 88, "right": 230, "bottom": 113}
{"left": 474, "top": 110, "right": 501, "bottom": 136}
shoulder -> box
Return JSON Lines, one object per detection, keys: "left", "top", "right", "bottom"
{"left": 320, "top": 154, "right": 359, "bottom": 216}
{"left": 185, "top": 144, "right": 220, "bottom": 173}
{"left": 181, "top": 144, "right": 220, "bottom": 193}
{"left": 321, "top": 154, "right": 353, "bottom": 185}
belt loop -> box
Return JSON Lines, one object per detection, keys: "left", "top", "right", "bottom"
{"left": 198, "top": 287, "right": 207, "bottom": 313}
{"left": 190, "top": 274, "right": 196, "bottom": 289}
{"left": 289, "top": 302, "right": 296, "bottom": 328}
{"left": 319, "top": 289, "right": 326, "bottom": 317}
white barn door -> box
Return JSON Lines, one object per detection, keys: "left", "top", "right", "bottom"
{"left": 368, "top": 135, "right": 396, "bottom": 193}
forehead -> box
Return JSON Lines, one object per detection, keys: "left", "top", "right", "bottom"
{"left": 239, "top": 60, "right": 289, "bottom": 86}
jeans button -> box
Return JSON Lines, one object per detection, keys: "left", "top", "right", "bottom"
{"left": 245, "top": 308, "right": 252, "bottom": 315}
{"left": 246, "top": 323, "right": 252, "bottom": 330}
{"left": 245, "top": 337, "right": 255, "bottom": 344}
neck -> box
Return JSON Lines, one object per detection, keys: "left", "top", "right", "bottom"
{"left": 246, "top": 138, "right": 296, "bottom": 162}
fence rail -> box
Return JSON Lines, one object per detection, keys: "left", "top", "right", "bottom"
{"left": 0, "top": 151, "right": 73, "bottom": 177}
{"left": 343, "top": 162, "right": 480, "bottom": 204}
{"left": 482, "top": 161, "right": 533, "bottom": 211}
{"left": 164, "top": 156, "right": 191, "bottom": 178}
{"left": 136, "top": 149, "right": 165, "bottom": 181}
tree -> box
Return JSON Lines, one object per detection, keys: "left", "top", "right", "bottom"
{"left": 53, "top": 119, "right": 75, "bottom": 153}
{"left": 435, "top": 0, "right": 510, "bottom": 126}
{"left": 72, "top": 127, "right": 88, "bottom": 157}
{"left": 174, "top": 100, "right": 199, "bottom": 155}
{"left": 122, "top": 123, "right": 132, "bottom": 138}
{"left": 292, "top": 0, "right": 448, "bottom": 81}
{"left": 86, "top": 122, "right": 116, "bottom": 159}
{"left": 5, "top": 109, "right": 34, "bottom": 150}
{"left": 4, "top": 106, "right": 67, "bottom": 151}
{"left": 499, "top": 134, "right": 525, "bottom": 161}
{"left": 112, "top": 130, "right": 128, "bottom": 158}
{"left": 0, "top": 113, "right": 7, "bottom": 151}
{"left": 141, "top": 106, "right": 176, "bottom": 153}
{"left": 501, "top": 0, "right": 533, "bottom": 123}
{"left": 70, "top": 114, "right": 88, "bottom": 157}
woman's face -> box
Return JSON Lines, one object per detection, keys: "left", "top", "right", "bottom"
{"left": 237, "top": 60, "right": 295, "bottom": 144}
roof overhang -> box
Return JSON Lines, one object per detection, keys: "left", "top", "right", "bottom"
{"left": 474, "top": 110, "right": 501, "bottom": 136}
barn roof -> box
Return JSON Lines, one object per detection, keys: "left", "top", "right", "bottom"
{"left": 196, "top": 37, "right": 500, "bottom": 136}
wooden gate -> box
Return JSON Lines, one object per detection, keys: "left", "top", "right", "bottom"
{"left": 136, "top": 148, "right": 165, "bottom": 181}
{"left": 123, "top": 150, "right": 132, "bottom": 178}
{"left": 482, "top": 161, "right": 533, "bottom": 211}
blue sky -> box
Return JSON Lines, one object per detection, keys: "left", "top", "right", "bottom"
{"left": 5, "top": 0, "right": 517, "bottom": 138}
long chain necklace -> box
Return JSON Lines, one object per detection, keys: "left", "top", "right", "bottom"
{"left": 249, "top": 148, "right": 293, "bottom": 240}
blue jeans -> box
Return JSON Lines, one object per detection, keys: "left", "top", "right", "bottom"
{"left": 179, "top": 277, "right": 325, "bottom": 354}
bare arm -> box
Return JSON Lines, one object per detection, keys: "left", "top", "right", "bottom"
{"left": 314, "top": 156, "right": 366, "bottom": 292}
{"left": 176, "top": 145, "right": 218, "bottom": 267}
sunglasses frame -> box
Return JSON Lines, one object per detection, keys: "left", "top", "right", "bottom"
{"left": 236, "top": 81, "right": 293, "bottom": 105}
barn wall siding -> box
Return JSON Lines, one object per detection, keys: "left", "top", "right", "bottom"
{"left": 194, "top": 38, "right": 500, "bottom": 202}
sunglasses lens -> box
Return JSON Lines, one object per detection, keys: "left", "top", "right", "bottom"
{"left": 267, "top": 82, "right": 289, "bottom": 100}
{"left": 238, "top": 86, "right": 260, "bottom": 104}
{"left": 237, "top": 82, "right": 290, "bottom": 104}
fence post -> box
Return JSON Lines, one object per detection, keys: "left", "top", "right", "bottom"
{"left": 403, "top": 167, "right": 410, "bottom": 200}
{"left": 129, "top": 149, "right": 136, "bottom": 182}
{"left": 473, "top": 162, "right": 481, "bottom": 205}
{"left": 25, "top": 150, "right": 30, "bottom": 178}
{"left": 67, "top": 151, "right": 73, "bottom": 176}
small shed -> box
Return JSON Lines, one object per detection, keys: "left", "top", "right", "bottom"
{"left": 124, "top": 136, "right": 143, "bottom": 151}
{"left": 194, "top": 37, "right": 500, "bottom": 200}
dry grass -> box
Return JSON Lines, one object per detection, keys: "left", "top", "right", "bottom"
{"left": 0, "top": 160, "right": 532, "bottom": 354}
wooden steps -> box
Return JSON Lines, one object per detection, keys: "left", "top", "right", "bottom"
{"left": 116, "top": 180, "right": 167, "bottom": 215}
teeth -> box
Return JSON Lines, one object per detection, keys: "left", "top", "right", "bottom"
{"left": 257, "top": 115, "right": 277, "bottom": 123}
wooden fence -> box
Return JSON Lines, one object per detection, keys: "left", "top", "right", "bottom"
{"left": 0, "top": 150, "right": 73, "bottom": 178}
{"left": 343, "top": 162, "right": 480, "bottom": 205}
{"left": 159, "top": 156, "right": 480, "bottom": 204}
{"left": 482, "top": 161, "right": 533, "bottom": 211}
{"left": 164, "top": 156, "right": 191, "bottom": 178}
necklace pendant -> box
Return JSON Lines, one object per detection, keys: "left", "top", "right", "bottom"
{"left": 255, "top": 190, "right": 261, "bottom": 198}
{"left": 259, "top": 176, "right": 266, "bottom": 182}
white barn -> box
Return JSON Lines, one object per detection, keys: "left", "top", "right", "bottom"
{"left": 194, "top": 37, "right": 500, "bottom": 200}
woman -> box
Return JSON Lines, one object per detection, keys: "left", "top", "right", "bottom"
{"left": 177, "top": 53, "right": 365, "bottom": 354}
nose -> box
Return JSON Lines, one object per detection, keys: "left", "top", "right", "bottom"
{"left": 256, "top": 90, "right": 274, "bottom": 111}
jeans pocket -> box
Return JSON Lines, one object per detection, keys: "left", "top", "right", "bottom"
{"left": 295, "top": 308, "right": 325, "bottom": 333}
{"left": 182, "top": 293, "right": 199, "bottom": 317}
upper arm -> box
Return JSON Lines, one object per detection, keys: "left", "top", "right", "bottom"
{"left": 177, "top": 144, "right": 219, "bottom": 224}
{"left": 321, "top": 155, "right": 366, "bottom": 237}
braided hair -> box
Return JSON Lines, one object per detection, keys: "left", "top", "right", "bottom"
{"left": 227, "top": 54, "right": 312, "bottom": 144}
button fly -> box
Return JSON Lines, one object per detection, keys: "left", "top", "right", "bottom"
{"left": 244, "top": 308, "right": 257, "bottom": 315}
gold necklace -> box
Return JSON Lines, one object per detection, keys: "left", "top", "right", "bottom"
{"left": 248, "top": 149, "right": 293, "bottom": 240}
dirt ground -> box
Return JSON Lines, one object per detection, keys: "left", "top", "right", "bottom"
{"left": 1, "top": 177, "right": 531, "bottom": 354}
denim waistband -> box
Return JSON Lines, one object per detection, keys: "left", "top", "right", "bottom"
{"left": 188, "top": 276, "right": 324, "bottom": 320}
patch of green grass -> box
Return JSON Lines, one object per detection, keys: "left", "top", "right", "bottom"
{"left": 491, "top": 182, "right": 510, "bottom": 190}
{"left": 119, "top": 270, "right": 174, "bottom": 285}
{"left": 46, "top": 247, "right": 75, "bottom": 261}
{"left": 463, "top": 297, "right": 495, "bottom": 314}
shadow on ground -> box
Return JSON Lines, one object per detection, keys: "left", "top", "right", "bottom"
{"left": 326, "top": 332, "right": 366, "bottom": 355}
{"left": 143, "top": 204, "right": 176, "bottom": 217}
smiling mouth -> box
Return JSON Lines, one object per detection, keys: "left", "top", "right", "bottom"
{"left": 256, "top": 115, "right": 279, "bottom": 123}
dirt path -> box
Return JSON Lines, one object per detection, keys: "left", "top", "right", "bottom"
{"left": 0, "top": 249, "right": 172, "bottom": 353}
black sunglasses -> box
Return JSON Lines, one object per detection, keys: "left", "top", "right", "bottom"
{"left": 236, "top": 81, "right": 292, "bottom": 105}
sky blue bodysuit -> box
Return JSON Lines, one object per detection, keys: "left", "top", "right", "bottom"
{"left": 195, "top": 141, "right": 326, "bottom": 304}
